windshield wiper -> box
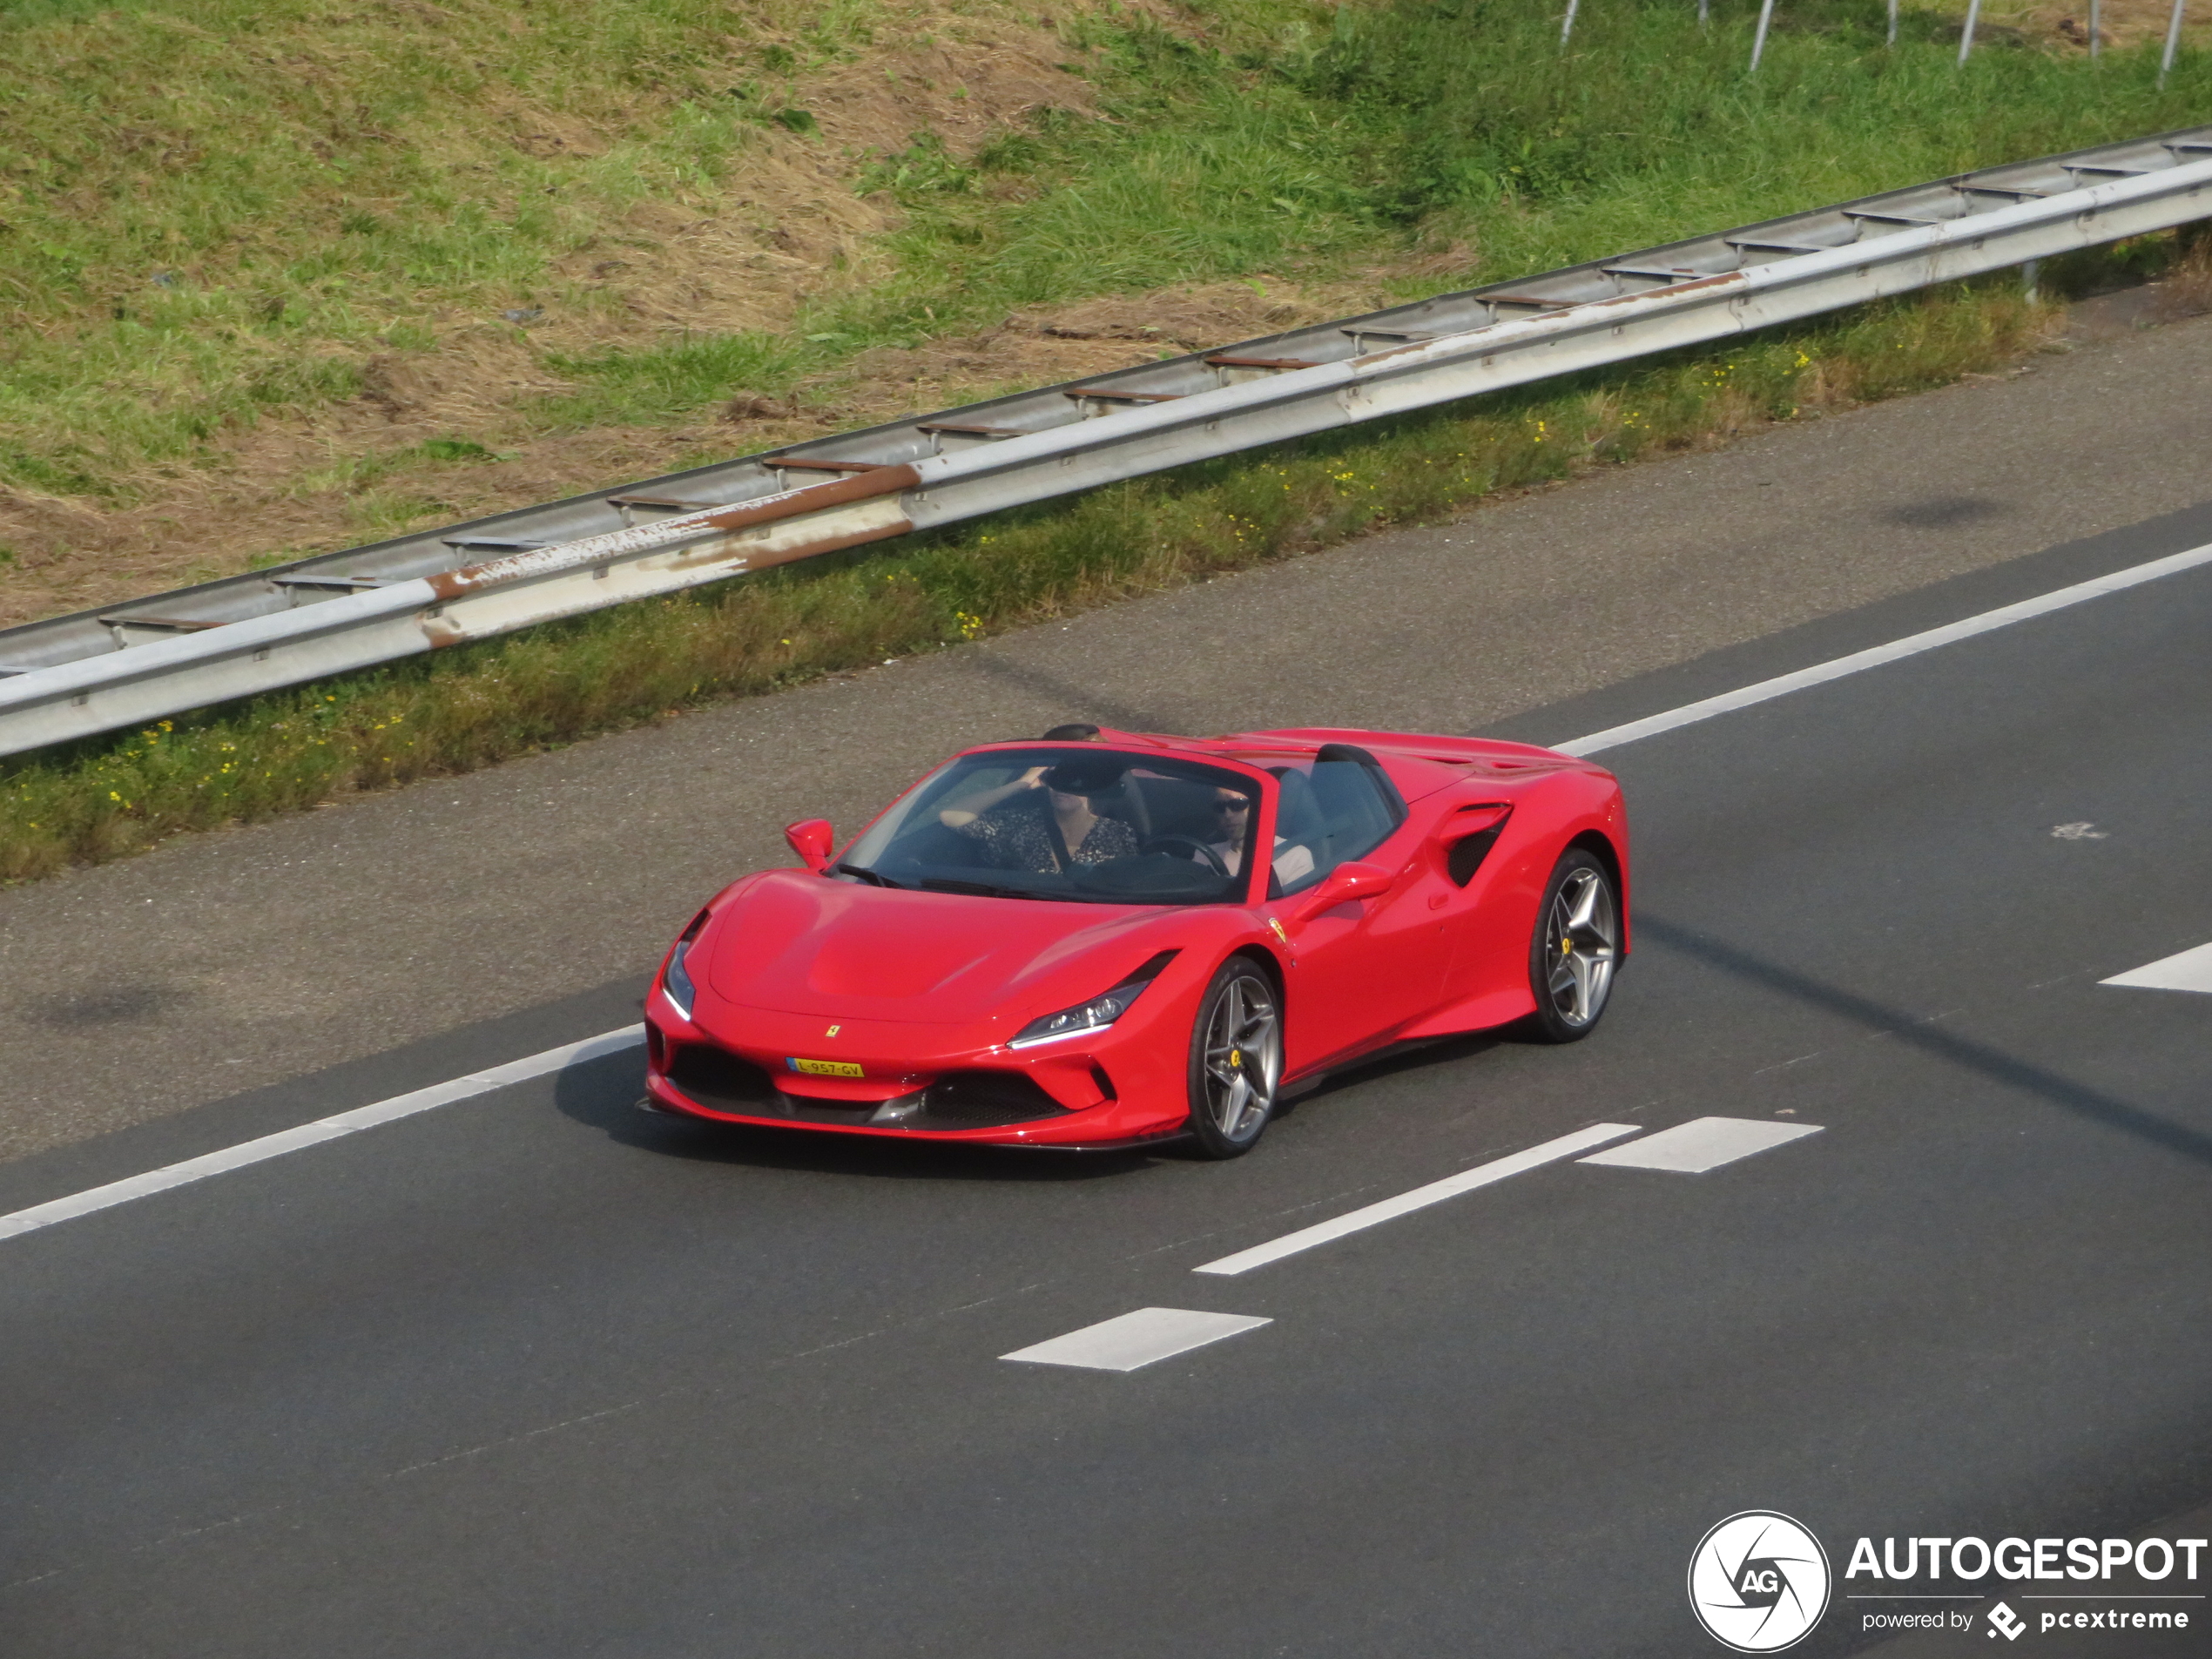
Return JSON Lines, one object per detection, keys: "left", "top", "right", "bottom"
{"left": 918, "top": 876, "right": 1056, "bottom": 900}
{"left": 834, "top": 862, "right": 904, "bottom": 888}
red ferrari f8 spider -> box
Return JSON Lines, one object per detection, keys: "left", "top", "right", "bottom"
{"left": 644, "top": 728, "right": 1629, "bottom": 1157}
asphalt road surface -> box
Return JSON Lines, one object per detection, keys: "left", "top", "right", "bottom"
{"left": 4, "top": 490, "right": 2209, "bottom": 1653}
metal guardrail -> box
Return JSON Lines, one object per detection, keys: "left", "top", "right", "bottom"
{"left": 2, "top": 126, "right": 2209, "bottom": 759}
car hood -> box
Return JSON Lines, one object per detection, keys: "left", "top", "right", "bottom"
{"left": 702, "top": 870, "right": 1186, "bottom": 1024}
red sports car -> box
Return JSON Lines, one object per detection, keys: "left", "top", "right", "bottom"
{"left": 644, "top": 728, "right": 1629, "bottom": 1157}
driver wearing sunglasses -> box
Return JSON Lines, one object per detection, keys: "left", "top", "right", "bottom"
{"left": 1192, "top": 788, "right": 1315, "bottom": 886}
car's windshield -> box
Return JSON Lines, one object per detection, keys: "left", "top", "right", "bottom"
{"left": 838, "top": 747, "right": 1263, "bottom": 906}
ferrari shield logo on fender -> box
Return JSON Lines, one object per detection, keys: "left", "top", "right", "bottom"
{"left": 788, "top": 1057, "right": 865, "bottom": 1078}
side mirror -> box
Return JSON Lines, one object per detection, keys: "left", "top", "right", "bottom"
{"left": 784, "top": 818, "right": 835, "bottom": 874}
{"left": 1291, "top": 860, "right": 1395, "bottom": 923}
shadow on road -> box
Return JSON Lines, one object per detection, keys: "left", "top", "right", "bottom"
{"left": 550, "top": 1055, "right": 1163, "bottom": 1184}
{"left": 1637, "top": 912, "right": 2212, "bottom": 1169}
{"left": 1279, "top": 1028, "right": 1514, "bottom": 1113}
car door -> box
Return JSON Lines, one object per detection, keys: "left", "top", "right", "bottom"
{"left": 1422, "top": 794, "right": 1530, "bottom": 1027}
{"left": 1263, "top": 751, "right": 1453, "bottom": 1072}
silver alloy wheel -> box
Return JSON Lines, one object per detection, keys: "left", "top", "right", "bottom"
{"left": 1541, "top": 867, "right": 1619, "bottom": 1028}
{"left": 1201, "top": 971, "right": 1283, "bottom": 1141}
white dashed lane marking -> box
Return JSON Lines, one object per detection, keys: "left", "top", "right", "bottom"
{"left": 1579, "top": 1116, "right": 1823, "bottom": 1174}
{"left": 2101, "top": 942, "right": 2212, "bottom": 995}
{"left": 1191, "top": 1123, "right": 1642, "bottom": 1277}
{"left": 1020, "top": 1116, "right": 1828, "bottom": 1372}
{"left": 1001, "top": 1308, "right": 1272, "bottom": 1372}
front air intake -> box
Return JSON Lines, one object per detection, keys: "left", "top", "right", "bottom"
{"left": 665, "top": 1043, "right": 780, "bottom": 1109}
{"left": 914, "top": 1071, "right": 1070, "bottom": 1128}
{"left": 667, "top": 1043, "right": 1070, "bottom": 1131}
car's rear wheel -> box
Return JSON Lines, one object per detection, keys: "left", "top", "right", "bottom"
{"left": 1526, "top": 847, "right": 1620, "bottom": 1043}
{"left": 1184, "top": 959, "right": 1284, "bottom": 1159}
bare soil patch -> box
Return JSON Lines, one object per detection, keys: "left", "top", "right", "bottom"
{"left": 2020, "top": 0, "right": 2212, "bottom": 49}
{"left": 801, "top": 271, "right": 1446, "bottom": 415}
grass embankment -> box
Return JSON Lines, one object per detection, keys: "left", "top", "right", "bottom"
{"left": 2, "top": 0, "right": 2205, "bottom": 593}
{"left": 1, "top": 0, "right": 2208, "bottom": 880}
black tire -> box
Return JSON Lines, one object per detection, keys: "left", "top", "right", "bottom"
{"left": 1184, "top": 958, "right": 1285, "bottom": 1159}
{"left": 1525, "top": 847, "right": 1621, "bottom": 1043}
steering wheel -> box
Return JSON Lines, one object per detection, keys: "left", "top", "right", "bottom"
{"left": 1143, "top": 833, "right": 1232, "bottom": 878}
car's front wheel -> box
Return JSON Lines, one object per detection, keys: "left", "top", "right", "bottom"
{"left": 1526, "top": 846, "right": 1621, "bottom": 1042}
{"left": 1184, "top": 958, "right": 1284, "bottom": 1159}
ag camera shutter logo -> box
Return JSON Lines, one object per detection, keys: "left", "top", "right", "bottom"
{"left": 1689, "top": 1511, "right": 1832, "bottom": 1652}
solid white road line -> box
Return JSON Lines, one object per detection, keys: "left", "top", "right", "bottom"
{"left": 0, "top": 1026, "right": 644, "bottom": 1244}
{"left": 1001, "top": 1307, "right": 1271, "bottom": 1371}
{"left": 2101, "top": 942, "right": 2212, "bottom": 994}
{"left": 1555, "top": 540, "right": 2212, "bottom": 757}
{"left": 1579, "top": 1116, "right": 1822, "bottom": 1173}
{"left": 1191, "top": 1123, "right": 1641, "bottom": 1277}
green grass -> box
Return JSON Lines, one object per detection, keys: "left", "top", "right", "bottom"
{"left": 2, "top": 0, "right": 2203, "bottom": 491}
{"left": 0, "top": 0, "right": 884, "bottom": 494}
{"left": 545, "top": 0, "right": 2212, "bottom": 423}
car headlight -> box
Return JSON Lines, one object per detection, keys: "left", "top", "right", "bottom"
{"left": 659, "top": 907, "right": 711, "bottom": 1022}
{"left": 1010, "top": 952, "right": 1176, "bottom": 1049}
{"left": 662, "top": 941, "right": 698, "bottom": 1022}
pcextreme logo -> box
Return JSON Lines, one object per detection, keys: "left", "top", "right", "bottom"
{"left": 1689, "top": 1511, "right": 1833, "bottom": 1652}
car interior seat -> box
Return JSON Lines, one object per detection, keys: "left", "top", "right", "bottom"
{"left": 1270, "top": 767, "right": 1325, "bottom": 890}
{"left": 1095, "top": 771, "right": 1152, "bottom": 838}
{"left": 1306, "top": 759, "right": 1393, "bottom": 871}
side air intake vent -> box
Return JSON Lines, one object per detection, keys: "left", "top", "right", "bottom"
{"left": 1447, "top": 826, "right": 1505, "bottom": 887}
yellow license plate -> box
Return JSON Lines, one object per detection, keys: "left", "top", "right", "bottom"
{"left": 787, "top": 1057, "right": 864, "bottom": 1078}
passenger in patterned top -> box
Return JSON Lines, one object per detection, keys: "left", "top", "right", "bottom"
{"left": 940, "top": 762, "right": 1140, "bottom": 873}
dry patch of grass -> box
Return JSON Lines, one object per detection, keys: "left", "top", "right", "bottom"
{"left": 2150, "top": 229, "right": 2212, "bottom": 319}
{"left": 1977, "top": 0, "right": 2212, "bottom": 51}
{"left": 797, "top": 269, "right": 1447, "bottom": 413}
